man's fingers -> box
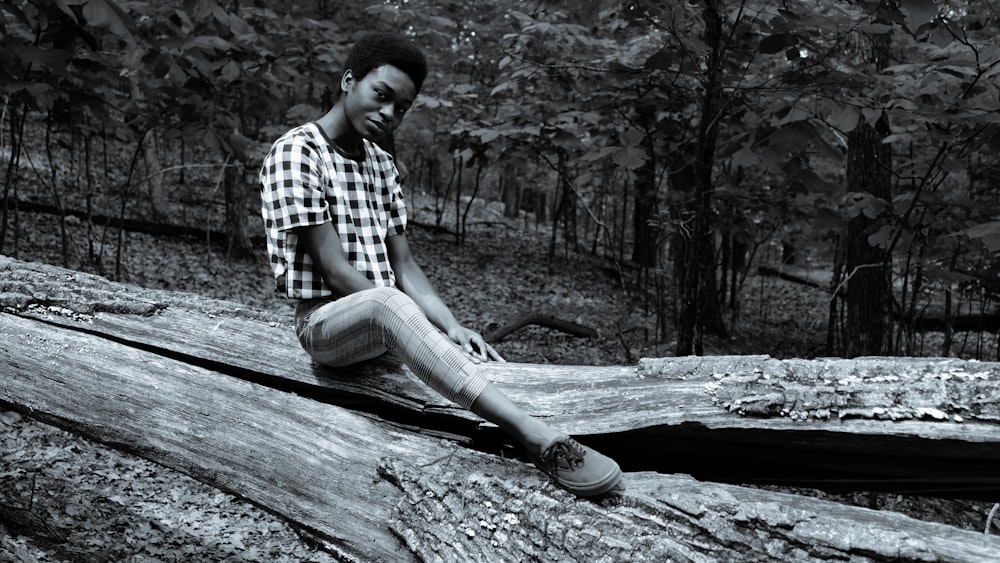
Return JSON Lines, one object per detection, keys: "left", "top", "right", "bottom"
{"left": 451, "top": 328, "right": 502, "bottom": 363}
{"left": 485, "top": 343, "right": 506, "bottom": 363}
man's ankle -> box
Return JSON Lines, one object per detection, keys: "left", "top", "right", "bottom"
{"left": 517, "top": 422, "right": 563, "bottom": 456}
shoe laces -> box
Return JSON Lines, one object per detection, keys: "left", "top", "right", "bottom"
{"left": 538, "top": 438, "right": 586, "bottom": 474}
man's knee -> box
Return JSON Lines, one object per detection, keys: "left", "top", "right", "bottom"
{"left": 366, "top": 286, "right": 408, "bottom": 306}
{"left": 362, "top": 286, "right": 419, "bottom": 320}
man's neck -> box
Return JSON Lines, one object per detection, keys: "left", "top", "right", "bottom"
{"left": 316, "top": 105, "right": 364, "bottom": 158}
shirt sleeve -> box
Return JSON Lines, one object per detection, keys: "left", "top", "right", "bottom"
{"left": 385, "top": 159, "right": 407, "bottom": 237}
{"left": 260, "top": 135, "right": 331, "bottom": 232}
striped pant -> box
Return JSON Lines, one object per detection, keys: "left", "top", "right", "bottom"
{"left": 294, "top": 287, "right": 490, "bottom": 409}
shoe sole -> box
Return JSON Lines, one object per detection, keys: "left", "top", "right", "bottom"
{"left": 560, "top": 465, "right": 623, "bottom": 497}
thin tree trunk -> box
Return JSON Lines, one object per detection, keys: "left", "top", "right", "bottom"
{"left": 44, "top": 111, "right": 70, "bottom": 267}
{"left": 630, "top": 105, "right": 659, "bottom": 267}
{"left": 677, "top": 0, "right": 728, "bottom": 356}
{"left": 843, "top": 117, "right": 893, "bottom": 358}
{"left": 1, "top": 103, "right": 25, "bottom": 256}
{"left": 127, "top": 80, "right": 165, "bottom": 217}
{"left": 224, "top": 160, "right": 252, "bottom": 258}
{"left": 840, "top": 23, "right": 894, "bottom": 358}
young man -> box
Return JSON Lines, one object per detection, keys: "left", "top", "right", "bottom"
{"left": 258, "top": 32, "right": 621, "bottom": 496}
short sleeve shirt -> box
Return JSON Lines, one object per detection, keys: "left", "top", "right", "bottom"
{"left": 258, "top": 122, "right": 407, "bottom": 299}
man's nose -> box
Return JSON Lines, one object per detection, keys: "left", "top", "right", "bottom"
{"left": 379, "top": 104, "right": 395, "bottom": 122}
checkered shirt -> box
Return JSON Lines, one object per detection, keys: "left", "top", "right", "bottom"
{"left": 259, "top": 122, "right": 407, "bottom": 299}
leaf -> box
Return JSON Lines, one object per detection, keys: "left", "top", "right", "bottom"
{"left": 0, "top": 411, "right": 21, "bottom": 425}
{"left": 882, "top": 132, "right": 913, "bottom": 145}
{"left": 429, "top": 16, "right": 457, "bottom": 28}
{"left": 52, "top": 0, "right": 79, "bottom": 23}
{"left": 771, "top": 104, "right": 810, "bottom": 126}
{"left": 82, "top": 0, "right": 111, "bottom": 26}
{"left": 887, "top": 98, "right": 918, "bottom": 111}
{"left": 899, "top": 0, "right": 938, "bottom": 30}
{"left": 10, "top": 43, "right": 60, "bottom": 69}
{"left": 612, "top": 145, "right": 648, "bottom": 170}
{"left": 842, "top": 192, "right": 887, "bottom": 220}
{"left": 471, "top": 128, "right": 500, "bottom": 143}
{"left": 731, "top": 145, "right": 760, "bottom": 168}
{"left": 490, "top": 82, "right": 513, "bottom": 96}
{"left": 966, "top": 221, "right": 1000, "bottom": 252}
{"left": 227, "top": 14, "right": 255, "bottom": 39}
{"left": 220, "top": 60, "right": 240, "bottom": 82}
{"left": 867, "top": 223, "right": 894, "bottom": 249}
{"left": 759, "top": 34, "right": 787, "bottom": 55}
{"left": 830, "top": 105, "right": 860, "bottom": 133}
{"left": 643, "top": 49, "right": 672, "bottom": 71}
{"left": 620, "top": 129, "right": 644, "bottom": 148}
{"left": 579, "top": 145, "right": 618, "bottom": 163}
{"left": 187, "top": 35, "right": 234, "bottom": 54}
{"left": 103, "top": 0, "right": 138, "bottom": 37}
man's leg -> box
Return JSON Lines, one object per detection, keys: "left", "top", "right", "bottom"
{"left": 295, "top": 287, "right": 621, "bottom": 495}
{"left": 296, "top": 287, "right": 492, "bottom": 408}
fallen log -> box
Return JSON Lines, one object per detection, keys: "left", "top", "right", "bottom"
{"left": 757, "top": 265, "right": 828, "bottom": 289}
{"left": 756, "top": 264, "right": 1000, "bottom": 333}
{"left": 2, "top": 256, "right": 999, "bottom": 497}
{"left": 895, "top": 313, "right": 1000, "bottom": 333}
{"left": 486, "top": 312, "right": 598, "bottom": 342}
{"left": 3, "top": 311, "right": 1000, "bottom": 562}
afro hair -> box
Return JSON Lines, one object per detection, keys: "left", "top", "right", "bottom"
{"left": 343, "top": 32, "right": 428, "bottom": 93}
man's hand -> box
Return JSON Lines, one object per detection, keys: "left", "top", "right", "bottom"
{"left": 447, "top": 325, "right": 505, "bottom": 364}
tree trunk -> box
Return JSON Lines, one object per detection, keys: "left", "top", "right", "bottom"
{"left": 677, "top": 0, "right": 728, "bottom": 355}
{"left": 630, "top": 105, "right": 659, "bottom": 267}
{"left": 843, "top": 117, "right": 893, "bottom": 358}
{"left": 127, "top": 80, "right": 166, "bottom": 218}
{"left": 500, "top": 159, "right": 522, "bottom": 220}
{"left": 224, "top": 160, "right": 253, "bottom": 258}
{"left": 556, "top": 151, "right": 578, "bottom": 253}
{"left": 2, "top": 257, "right": 1000, "bottom": 561}
{"left": 841, "top": 24, "right": 894, "bottom": 358}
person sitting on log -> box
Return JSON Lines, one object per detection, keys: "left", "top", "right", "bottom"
{"left": 258, "top": 32, "right": 621, "bottom": 497}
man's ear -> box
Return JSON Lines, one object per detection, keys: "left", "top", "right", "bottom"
{"left": 340, "top": 70, "right": 354, "bottom": 94}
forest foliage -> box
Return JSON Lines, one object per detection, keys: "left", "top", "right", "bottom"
{"left": 1, "top": 0, "right": 999, "bottom": 358}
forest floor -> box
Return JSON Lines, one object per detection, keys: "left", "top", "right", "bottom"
{"left": 2, "top": 193, "right": 999, "bottom": 560}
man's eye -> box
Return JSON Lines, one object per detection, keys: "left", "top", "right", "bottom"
{"left": 375, "top": 89, "right": 387, "bottom": 100}
{"left": 396, "top": 105, "right": 409, "bottom": 115}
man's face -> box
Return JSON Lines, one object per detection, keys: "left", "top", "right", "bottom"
{"left": 342, "top": 64, "right": 416, "bottom": 141}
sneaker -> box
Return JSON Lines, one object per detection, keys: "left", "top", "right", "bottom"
{"left": 529, "top": 436, "right": 622, "bottom": 496}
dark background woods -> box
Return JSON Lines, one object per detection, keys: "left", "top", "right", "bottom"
{"left": 1, "top": 0, "right": 999, "bottom": 361}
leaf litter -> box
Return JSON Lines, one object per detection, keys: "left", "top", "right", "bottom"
{"left": 0, "top": 411, "right": 336, "bottom": 563}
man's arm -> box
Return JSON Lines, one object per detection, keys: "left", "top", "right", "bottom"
{"left": 297, "top": 222, "right": 375, "bottom": 297}
{"left": 387, "top": 234, "right": 503, "bottom": 363}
